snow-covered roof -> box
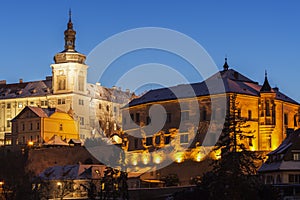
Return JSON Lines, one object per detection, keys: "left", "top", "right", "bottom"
{"left": 39, "top": 164, "right": 105, "bottom": 180}
{"left": 128, "top": 69, "right": 298, "bottom": 107}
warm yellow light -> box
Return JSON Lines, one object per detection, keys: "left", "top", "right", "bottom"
{"left": 131, "top": 154, "right": 139, "bottom": 166}
{"left": 57, "top": 182, "right": 62, "bottom": 186}
{"left": 142, "top": 153, "right": 150, "bottom": 165}
{"left": 28, "top": 141, "right": 34, "bottom": 146}
{"left": 174, "top": 152, "right": 185, "bottom": 163}
{"left": 195, "top": 153, "right": 202, "bottom": 162}
{"left": 132, "top": 159, "right": 138, "bottom": 166}
{"left": 211, "top": 149, "right": 221, "bottom": 160}
{"left": 0, "top": 181, "right": 4, "bottom": 186}
{"left": 153, "top": 154, "right": 162, "bottom": 164}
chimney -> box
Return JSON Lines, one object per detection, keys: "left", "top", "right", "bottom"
{"left": 19, "top": 79, "right": 23, "bottom": 83}
{"left": 0, "top": 80, "right": 6, "bottom": 85}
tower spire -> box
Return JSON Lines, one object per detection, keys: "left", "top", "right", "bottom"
{"left": 223, "top": 56, "right": 229, "bottom": 71}
{"left": 64, "top": 9, "right": 76, "bottom": 52}
{"left": 260, "top": 70, "right": 272, "bottom": 92}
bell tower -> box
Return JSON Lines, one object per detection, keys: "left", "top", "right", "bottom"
{"left": 51, "top": 10, "right": 88, "bottom": 95}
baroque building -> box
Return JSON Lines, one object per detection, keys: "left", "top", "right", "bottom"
{"left": 122, "top": 59, "right": 300, "bottom": 165}
{"left": 0, "top": 12, "right": 132, "bottom": 146}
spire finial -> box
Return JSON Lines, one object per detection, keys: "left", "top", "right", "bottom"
{"left": 265, "top": 70, "right": 267, "bottom": 78}
{"left": 223, "top": 56, "right": 229, "bottom": 71}
{"left": 64, "top": 9, "right": 76, "bottom": 52}
{"left": 69, "top": 8, "right": 72, "bottom": 22}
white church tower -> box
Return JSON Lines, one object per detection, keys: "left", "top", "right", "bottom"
{"left": 51, "top": 10, "right": 88, "bottom": 95}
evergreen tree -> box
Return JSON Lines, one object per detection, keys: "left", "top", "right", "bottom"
{"left": 201, "top": 94, "right": 265, "bottom": 200}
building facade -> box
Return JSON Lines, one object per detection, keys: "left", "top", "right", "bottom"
{"left": 122, "top": 60, "right": 300, "bottom": 166}
{"left": 0, "top": 13, "right": 132, "bottom": 145}
{"left": 8, "top": 106, "right": 79, "bottom": 146}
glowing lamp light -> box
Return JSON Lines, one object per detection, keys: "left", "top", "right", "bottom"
{"left": 57, "top": 182, "right": 62, "bottom": 186}
{"left": 142, "top": 153, "right": 150, "bottom": 165}
{"left": 153, "top": 154, "right": 162, "bottom": 164}
{"left": 0, "top": 181, "right": 4, "bottom": 186}
{"left": 28, "top": 141, "right": 34, "bottom": 146}
{"left": 195, "top": 154, "right": 202, "bottom": 162}
{"left": 174, "top": 152, "right": 185, "bottom": 163}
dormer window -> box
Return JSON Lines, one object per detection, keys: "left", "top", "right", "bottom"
{"left": 293, "top": 153, "right": 300, "bottom": 161}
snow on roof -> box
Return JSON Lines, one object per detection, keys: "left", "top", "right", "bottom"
{"left": 128, "top": 69, "right": 299, "bottom": 107}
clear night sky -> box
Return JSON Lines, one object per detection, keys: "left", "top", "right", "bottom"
{"left": 1, "top": 1, "right": 300, "bottom": 101}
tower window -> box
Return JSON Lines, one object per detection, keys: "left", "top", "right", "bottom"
{"left": 284, "top": 113, "right": 288, "bottom": 126}
{"left": 57, "top": 76, "right": 66, "bottom": 90}
{"left": 266, "top": 100, "right": 270, "bottom": 116}
{"left": 248, "top": 110, "right": 252, "bottom": 120}
{"left": 78, "top": 75, "right": 84, "bottom": 91}
{"left": 59, "top": 124, "right": 63, "bottom": 131}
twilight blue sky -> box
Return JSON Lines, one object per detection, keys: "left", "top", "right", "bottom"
{"left": 1, "top": 1, "right": 300, "bottom": 101}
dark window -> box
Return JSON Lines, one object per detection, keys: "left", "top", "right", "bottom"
{"left": 294, "top": 115, "right": 298, "bottom": 127}
{"left": 59, "top": 124, "right": 63, "bottom": 131}
{"left": 30, "top": 123, "right": 33, "bottom": 130}
{"left": 266, "top": 100, "right": 270, "bottom": 116}
{"left": 167, "top": 113, "right": 172, "bottom": 123}
{"left": 106, "top": 105, "right": 109, "bottom": 112}
{"left": 237, "top": 109, "right": 241, "bottom": 118}
{"left": 22, "top": 123, "right": 25, "bottom": 131}
{"left": 146, "top": 116, "right": 151, "bottom": 125}
{"left": 58, "top": 99, "right": 65, "bottom": 105}
{"left": 284, "top": 113, "right": 288, "bottom": 126}
{"left": 182, "top": 111, "right": 189, "bottom": 121}
{"left": 130, "top": 114, "right": 134, "bottom": 122}
{"left": 99, "top": 104, "right": 102, "bottom": 109}
{"left": 6, "top": 120, "right": 10, "bottom": 128}
{"left": 37, "top": 122, "right": 40, "bottom": 130}
{"left": 146, "top": 137, "right": 153, "bottom": 146}
{"left": 164, "top": 136, "right": 171, "bottom": 145}
{"left": 134, "top": 138, "right": 138, "bottom": 149}
{"left": 180, "top": 134, "right": 189, "bottom": 144}
{"left": 248, "top": 110, "right": 252, "bottom": 120}
{"left": 7, "top": 103, "right": 11, "bottom": 109}
{"left": 249, "top": 137, "right": 253, "bottom": 146}
{"left": 155, "top": 136, "right": 161, "bottom": 145}
{"left": 202, "top": 107, "right": 207, "bottom": 121}
{"left": 136, "top": 113, "right": 140, "bottom": 123}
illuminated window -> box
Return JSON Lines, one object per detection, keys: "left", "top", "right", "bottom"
{"left": 18, "top": 102, "right": 23, "bottom": 108}
{"left": 106, "top": 121, "right": 109, "bottom": 130}
{"left": 294, "top": 153, "right": 300, "bottom": 161}
{"left": 113, "top": 123, "right": 117, "bottom": 131}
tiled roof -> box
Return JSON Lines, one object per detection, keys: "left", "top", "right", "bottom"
{"left": 0, "top": 79, "right": 52, "bottom": 99}
{"left": 39, "top": 164, "right": 105, "bottom": 180}
{"left": 129, "top": 69, "right": 299, "bottom": 107}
